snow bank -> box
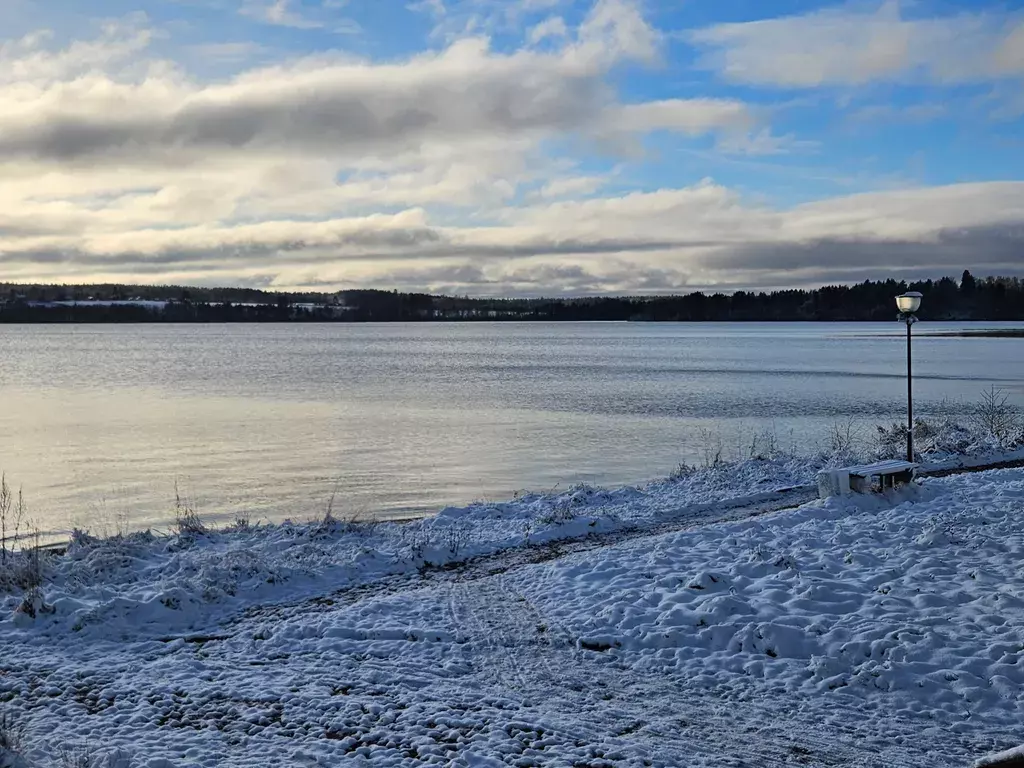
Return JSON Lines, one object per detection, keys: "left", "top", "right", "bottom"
{"left": 3, "top": 468, "right": 1024, "bottom": 765}
{"left": 511, "top": 469, "right": 1024, "bottom": 729}
{"left": 976, "top": 745, "right": 1024, "bottom": 767}
{"left": 0, "top": 455, "right": 821, "bottom": 641}
{"left": 5, "top": 430, "right": 1022, "bottom": 645}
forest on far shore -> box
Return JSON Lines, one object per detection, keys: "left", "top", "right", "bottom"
{"left": 1, "top": 271, "right": 1021, "bottom": 323}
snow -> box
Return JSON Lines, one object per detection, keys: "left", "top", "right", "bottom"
{"left": 2, "top": 458, "right": 819, "bottom": 641}
{"left": 2, "top": 464, "right": 1024, "bottom": 765}
{"left": 976, "top": 745, "right": 1024, "bottom": 767}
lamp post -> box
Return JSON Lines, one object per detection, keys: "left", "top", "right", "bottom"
{"left": 896, "top": 292, "right": 923, "bottom": 463}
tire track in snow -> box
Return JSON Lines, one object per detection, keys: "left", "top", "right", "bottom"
{"left": 444, "top": 566, "right": 965, "bottom": 767}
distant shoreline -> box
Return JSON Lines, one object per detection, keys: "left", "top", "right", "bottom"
{"left": 3, "top": 318, "right": 1024, "bottom": 327}
{"left": 919, "top": 329, "right": 1024, "bottom": 338}
{"left": 4, "top": 274, "right": 1024, "bottom": 323}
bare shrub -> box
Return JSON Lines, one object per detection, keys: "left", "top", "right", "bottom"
{"left": 669, "top": 462, "right": 696, "bottom": 480}
{"left": 696, "top": 427, "right": 723, "bottom": 468}
{"left": 0, "top": 478, "right": 47, "bottom": 596}
{"left": 876, "top": 422, "right": 910, "bottom": 460}
{"left": 0, "top": 710, "right": 24, "bottom": 755}
{"left": 309, "top": 479, "right": 346, "bottom": 537}
{"left": 442, "top": 525, "right": 469, "bottom": 558}
{"left": 747, "top": 428, "right": 779, "bottom": 461}
{"left": 400, "top": 526, "right": 435, "bottom": 562}
{"left": 84, "top": 496, "right": 131, "bottom": 541}
{"left": 0, "top": 475, "right": 23, "bottom": 566}
{"left": 229, "top": 510, "right": 252, "bottom": 532}
{"left": 343, "top": 510, "right": 378, "bottom": 537}
{"left": 16, "top": 585, "right": 53, "bottom": 619}
{"left": 311, "top": 480, "right": 377, "bottom": 538}
{"left": 173, "top": 480, "right": 207, "bottom": 536}
{"left": 69, "top": 528, "right": 98, "bottom": 549}
{"left": 14, "top": 528, "right": 44, "bottom": 592}
{"left": 539, "top": 499, "right": 577, "bottom": 525}
{"left": 311, "top": 510, "right": 337, "bottom": 538}
{"left": 972, "top": 386, "right": 1021, "bottom": 447}
{"left": 826, "top": 418, "right": 860, "bottom": 456}
{"left": 55, "top": 744, "right": 134, "bottom": 768}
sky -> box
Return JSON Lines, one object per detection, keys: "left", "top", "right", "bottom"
{"left": 0, "top": 0, "right": 1022, "bottom": 296}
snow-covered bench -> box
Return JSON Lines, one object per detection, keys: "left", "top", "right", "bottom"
{"left": 817, "top": 460, "right": 917, "bottom": 499}
{"left": 974, "top": 745, "right": 1024, "bottom": 768}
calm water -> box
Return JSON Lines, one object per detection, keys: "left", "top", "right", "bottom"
{"left": 1, "top": 322, "right": 1022, "bottom": 535}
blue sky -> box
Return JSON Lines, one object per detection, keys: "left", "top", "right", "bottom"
{"left": 0, "top": 0, "right": 1022, "bottom": 294}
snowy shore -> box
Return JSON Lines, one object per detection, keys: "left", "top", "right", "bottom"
{"left": 2, "top": 451, "right": 1024, "bottom": 766}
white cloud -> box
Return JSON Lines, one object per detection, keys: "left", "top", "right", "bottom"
{"left": 691, "top": 1, "right": 1024, "bottom": 87}
{"left": 520, "top": 0, "right": 562, "bottom": 10}
{"left": 532, "top": 175, "right": 608, "bottom": 199}
{"left": 2, "top": 1, "right": 1020, "bottom": 294}
{"left": 241, "top": 0, "right": 361, "bottom": 33}
{"left": 715, "top": 128, "right": 818, "bottom": 156}
{"left": 528, "top": 16, "right": 568, "bottom": 45}
{"left": 0, "top": 3, "right": 748, "bottom": 170}
{"left": 572, "top": 0, "right": 660, "bottom": 67}
{"left": 847, "top": 102, "right": 948, "bottom": 125}
{"left": 407, "top": 0, "right": 446, "bottom": 17}
{"left": 242, "top": 0, "right": 320, "bottom": 29}
{"left": 5, "top": 170, "right": 1023, "bottom": 292}
{"left": 606, "top": 99, "right": 755, "bottom": 135}
{"left": 186, "top": 41, "right": 270, "bottom": 63}
{"left": 0, "top": 16, "right": 153, "bottom": 85}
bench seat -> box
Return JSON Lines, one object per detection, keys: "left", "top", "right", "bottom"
{"left": 817, "top": 460, "right": 917, "bottom": 498}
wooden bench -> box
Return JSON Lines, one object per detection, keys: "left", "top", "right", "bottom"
{"left": 817, "top": 460, "right": 917, "bottom": 498}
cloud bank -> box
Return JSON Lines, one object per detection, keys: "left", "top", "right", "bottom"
{"left": 1, "top": 0, "right": 1022, "bottom": 294}
{"left": 691, "top": 1, "right": 1024, "bottom": 87}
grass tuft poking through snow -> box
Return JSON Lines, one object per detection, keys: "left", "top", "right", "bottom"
{"left": 171, "top": 481, "right": 206, "bottom": 538}
{"left": 0, "top": 711, "right": 26, "bottom": 768}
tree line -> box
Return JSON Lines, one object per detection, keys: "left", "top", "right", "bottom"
{"left": 1, "top": 271, "right": 1020, "bottom": 323}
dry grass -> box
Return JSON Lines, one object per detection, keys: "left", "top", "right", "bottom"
{"left": 173, "top": 479, "right": 207, "bottom": 536}
{"left": 0, "top": 475, "right": 26, "bottom": 567}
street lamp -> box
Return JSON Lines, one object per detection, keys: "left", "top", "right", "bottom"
{"left": 896, "top": 292, "right": 923, "bottom": 462}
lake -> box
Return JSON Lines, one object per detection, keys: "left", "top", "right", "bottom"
{"left": 1, "top": 322, "right": 1022, "bottom": 536}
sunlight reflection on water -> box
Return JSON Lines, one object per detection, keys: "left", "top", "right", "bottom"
{"left": 0, "top": 321, "right": 1021, "bottom": 533}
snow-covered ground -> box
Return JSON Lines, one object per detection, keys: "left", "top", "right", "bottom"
{"left": 3, "top": 462, "right": 1024, "bottom": 766}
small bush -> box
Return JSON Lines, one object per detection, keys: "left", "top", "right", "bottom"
{"left": 69, "top": 528, "right": 98, "bottom": 549}
{"left": 442, "top": 525, "right": 469, "bottom": 558}
{"left": 876, "top": 421, "right": 911, "bottom": 460}
{"left": 539, "top": 500, "right": 577, "bottom": 525}
{"left": 826, "top": 418, "right": 861, "bottom": 457}
{"left": 311, "top": 508, "right": 338, "bottom": 538}
{"left": 0, "top": 478, "right": 48, "bottom": 597}
{"left": 669, "top": 462, "right": 696, "bottom": 480}
{"left": 173, "top": 480, "right": 207, "bottom": 537}
{"left": 400, "top": 527, "right": 435, "bottom": 562}
{"left": 747, "top": 428, "right": 780, "bottom": 461}
{"left": 696, "top": 427, "right": 723, "bottom": 468}
{"left": 310, "top": 480, "right": 369, "bottom": 537}
{"left": 16, "top": 585, "right": 54, "bottom": 619}
{"left": 972, "top": 386, "right": 1021, "bottom": 447}
{"left": 0, "top": 711, "right": 23, "bottom": 755}
{"left": 0, "top": 475, "right": 26, "bottom": 568}
{"left": 231, "top": 510, "right": 251, "bottom": 531}
{"left": 55, "top": 744, "right": 134, "bottom": 768}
